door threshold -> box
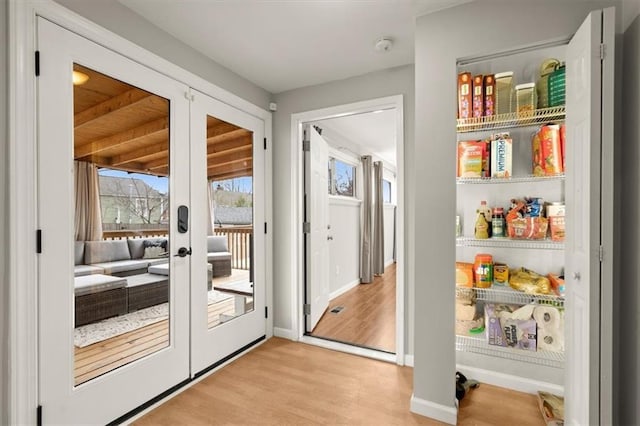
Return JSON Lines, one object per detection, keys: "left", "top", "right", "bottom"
{"left": 300, "top": 335, "right": 397, "bottom": 364}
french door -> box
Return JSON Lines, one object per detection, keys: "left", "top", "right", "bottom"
{"left": 37, "top": 18, "right": 265, "bottom": 424}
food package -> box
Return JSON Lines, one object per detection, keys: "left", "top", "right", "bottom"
{"left": 455, "top": 317, "right": 484, "bottom": 336}
{"left": 547, "top": 273, "right": 565, "bottom": 296}
{"left": 456, "top": 300, "right": 478, "bottom": 321}
{"left": 540, "top": 125, "right": 563, "bottom": 174}
{"left": 537, "top": 391, "right": 564, "bottom": 426}
{"left": 457, "top": 141, "right": 484, "bottom": 177}
{"left": 472, "top": 75, "right": 484, "bottom": 118}
{"left": 493, "top": 263, "right": 509, "bottom": 286}
{"left": 547, "top": 202, "right": 565, "bottom": 242}
{"left": 482, "top": 139, "right": 491, "bottom": 177}
{"left": 455, "top": 287, "right": 476, "bottom": 305}
{"left": 560, "top": 124, "right": 566, "bottom": 171}
{"left": 509, "top": 267, "right": 552, "bottom": 295}
{"left": 491, "top": 135, "right": 512, "bottom": 177}
{"left": 456, "top": 262, "right": 474, "bottom": 287}
{"left": 483, "top": 74, "right": 495, "bottom": 117}
{"left": 485, "top": 303, "right": 537, "bottom": 351}
{"left": 507, "top": 217, "right": 548, "bottom": 240}
{"left": 458, "top": 72, "right": 472, "bottom": 119}
{"left": 532, "top": 131, "right": 545, "bottom": 176}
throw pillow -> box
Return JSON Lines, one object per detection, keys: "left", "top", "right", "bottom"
{"left": 142, "top": 239, "right": 168, "bottom": 259}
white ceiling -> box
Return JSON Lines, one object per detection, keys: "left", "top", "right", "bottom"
{"left": 118, "top": 0, "right": 471, "bottom": 94}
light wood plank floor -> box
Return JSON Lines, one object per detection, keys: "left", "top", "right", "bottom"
{"left": 134, "top": 338, "right": 546, "bottom": 426}
{"left": 75, "top": 269, "right": 250, "bottom": 385}
{"left": 310, "top": 263, "right": 395, "bottom": 352}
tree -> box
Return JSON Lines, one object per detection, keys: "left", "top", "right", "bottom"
{"left": 109, "top": 177, "right": 167, "bottom": 224}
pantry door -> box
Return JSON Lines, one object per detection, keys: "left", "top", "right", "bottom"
{"left": 37, "top": 18, "right": 190, "bottom": 424}
{"left": 189, "top": 89, "right": 266, "bottom": 374}
{"left": 564, "top": 8, "right": 614, "bottom": 426}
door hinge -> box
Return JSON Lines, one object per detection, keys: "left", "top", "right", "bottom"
{"left": 37, "top": 405, "right": 42, "bottom": 426}
{"left": 265, "top": 306, "right": 268, "bottom": 318}
{"left": 303, "top": 222, "right": 311, "bottom": 233}
{"left": 35, "top": 51, "right": 40, "bottom": 77}
{"left": 264, "top": 222, "right": 267, "bottom": 234}
{"left": 303, "top": 304, "right": 311, "bottom": 315}
{"left": 599, "top": 246, "right": 604, "bottom": 262}
{"left": 36, "top": 229, "right": 42, "bottom": 254}
{"left": 303, "top": 139, "right": 310, "bottom": 152}
{"left": 264, "top": 137, "right": 267, "bottom": 150}
{"left": 600, "top": 43, "right": 605, "bottom": 60}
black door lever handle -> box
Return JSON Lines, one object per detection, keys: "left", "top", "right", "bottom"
{"left": 175, "top": 247, "right": 192, "bottom": 257}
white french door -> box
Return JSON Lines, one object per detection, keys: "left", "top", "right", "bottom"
{"left": 189, "top": 89, "right": 266, "bottom": 374}
{"left": 37, "top": 18, "right": 191, "bottom": 424}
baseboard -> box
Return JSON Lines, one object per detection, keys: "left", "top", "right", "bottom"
{"left": 456, "top": 364, "right": 564, "bottom": 396}
{"left": 384, "top": 259, "right": 395, "bottom": 268}
{"left": 273, "top": 327, "right": 296, "bottom": 340}
{"left": 404, "top": 354, "right": 414, "bottom": 367}
{"left": 410, "top": 394, "right": 457, "bottom": 425}
{"left": 329, "top": 278, "right": 360, "bottom": 300}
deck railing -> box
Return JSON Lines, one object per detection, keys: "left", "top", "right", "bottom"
{"left": 102, "top": 226, "right": 253, "bottom": 270}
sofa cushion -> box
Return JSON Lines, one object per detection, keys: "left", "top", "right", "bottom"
{"left": 91, "top": 259, "right": 149, "bottom": 275}
{"left": 128, "top": 238, "right": 168, "bottom": 259}
{"left": 147, "top": 258, "right": 169, "bottom": 266}
{"left": 207, "top": 236, "right": 228, "bottom": 253}
{"left": 74, "top": 242, "right": 85, "bottom": 265}
{"left": 207, "top": 252, "right": 232, "bottom": 262}
{"left": 84, "top": 240, "right": 131, "bottom": 264}
{"left": 74, "top": 274, "right": 127, "bottom": 296}
{"left": 74, "top": 264, "right": 105, "bottom": 277}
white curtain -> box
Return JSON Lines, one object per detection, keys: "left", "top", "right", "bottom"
{"left": 74, "top": 160, "right": 103, "bottom": 241}
{"left": 207, "top": 179, "right": 215, "bottom": 235}
{"left": 360, "top": 155, "right": 373, "bottom": 283}
{"left": 373, "top": 161, "right": 384, "bottom": 275}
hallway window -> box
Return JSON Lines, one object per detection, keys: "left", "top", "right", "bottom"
{"left": 328, "top": 157, "right": 356, "bottom": 197}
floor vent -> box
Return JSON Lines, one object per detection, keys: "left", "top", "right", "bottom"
{"left": 330, "top": 306, "right": 344, "bottom": 314}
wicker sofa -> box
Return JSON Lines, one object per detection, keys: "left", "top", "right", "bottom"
{"left": 207, "top": 235, "right": 232, "bottom": 278}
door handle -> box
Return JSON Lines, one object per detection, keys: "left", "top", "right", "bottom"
{"left": 327, "top": 236, "right": 333, "bottom": 241}
{"left": 175, "top": 247, "right": 192, "bottom": 257}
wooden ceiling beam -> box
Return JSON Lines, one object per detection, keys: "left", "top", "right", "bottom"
{"left": 207, "top": 128, "right": 250, "bottom": 145}
{"left": 207, "top": 145, "right": 252, "bottom": 162}
{"left": 75, "top": 117, "right": 168, "bottom": 158}
{"left": 74, "top": 88, "right": 156, "bottom": 129}
{"left": 110, "top": 141, "right": 168, "bottom": 166}
{"left": 206, "top": 159, "right": 252, "bottom": 177}
{"left": 206, "top": 134, "right": 252, "bottom": 155}
{"left": 206, "top": 121, "right": 241, "bottom": 139}
{"left": 209, "top": 169, "right": 253, "bottom": 181}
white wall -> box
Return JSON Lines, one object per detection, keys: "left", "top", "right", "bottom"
{"left": 272, "top": 65, "right": 415, "bottom": 356}
{"left": 414, "top": 0, "right": 620, "bottom": 419}
{"left": 53, "top": 0, "right": 272, "bottom": 110}
{"left": 619, "top": 12, "right": 640, "bottom": 426}
{"left": 1, "top": 0, "right": 8, "bottom": 422}
{"left": 328, "top": 198, "right": 361, "bottom": 298}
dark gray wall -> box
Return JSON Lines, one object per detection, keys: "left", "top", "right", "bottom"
{"left": 414, "top": 0, "right": 619, "bottom": 415}
{"left": 619, "top": 13, "right": 640, "bottom": 426}
{"left": 1, "top": 0, "right": 7, "bottom": 422}
{"left": 54, "top": 0, "right": 272, "bottom": 110}
{"left": 272, "top": 65, "right": 415, "bottom": 355}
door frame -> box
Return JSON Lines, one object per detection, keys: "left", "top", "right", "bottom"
{"left": 290, "top": 95, "right": 406, "bottom": 365}
{"left": 8, "top": 1, "right": 272, "bottom": 424}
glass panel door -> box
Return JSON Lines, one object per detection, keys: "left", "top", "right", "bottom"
{"left": 38, "top": 18, "right": 189, "bottom": 424}
{"left": 190, "top": 89, "right": 266, "bottom": 374}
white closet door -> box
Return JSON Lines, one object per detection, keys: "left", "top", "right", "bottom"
{"left": 37, "top": 18, "right": 190, "bottom": 424}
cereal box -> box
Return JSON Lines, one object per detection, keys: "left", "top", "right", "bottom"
{"left": 457, "top": 141, "right": 484, "bottom": 177}
{"left": 491, "top": 136, "right": 512, "bottom": 178}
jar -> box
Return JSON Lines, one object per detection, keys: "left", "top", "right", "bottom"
{"left": 515, "top": 83, "right": 537, "bottom": 117}
{"left": 474, "top": 253, "right": 493, "bottom": 288}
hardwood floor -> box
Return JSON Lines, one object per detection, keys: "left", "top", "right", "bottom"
{"left": 310, "top": 263, "right": 396, "bottom": 352}
{"left": 75, "top": 269, "right": 249, "bottom": 385}
{"left": 133, "top": 338, "right": 546, "bottom": 426}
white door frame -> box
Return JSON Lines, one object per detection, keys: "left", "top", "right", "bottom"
{"left": 8, "top": 1, "right": 272, "bottom": 424}
{"left": 290, "top": 95, "right": 406, "bottom": 365}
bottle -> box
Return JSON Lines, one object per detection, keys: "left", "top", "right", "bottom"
{"left": 475, "top": 200, "right": 492, "bottom": 239}
{"left": 491, "top": 207, "right": 505, "bottom": 238}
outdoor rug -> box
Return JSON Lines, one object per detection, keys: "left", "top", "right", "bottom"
{"left": 74, "top": 290, "right": 233, "bottom": 348}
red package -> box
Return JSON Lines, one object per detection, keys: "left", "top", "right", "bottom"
{"left": 484, "top": 75, "right": 495, "bottom": 117}
{"left": 472, "top": 75, "right": 484, "bottom": 118}
{"left": 560, "top": 124, "right": 566, "bottom": 171}
{"left": 458, "top": 72, "right": 472, "bottom": 119}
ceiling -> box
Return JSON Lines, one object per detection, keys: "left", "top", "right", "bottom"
{"left": 118, "top": 0, "right": 472, "bottom": 94}
{"left": 74, "top": 64, "right": 253, "bottom": 181}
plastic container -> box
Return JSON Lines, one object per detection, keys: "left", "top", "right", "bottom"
{"left": 495, "top": 71, "right": 514, "bottom": 115}
{"left": 474, "top": 253, "right": 493, "bottom": 288}
{"left": 516, "top": 83, "right": 537, "bottom": 116}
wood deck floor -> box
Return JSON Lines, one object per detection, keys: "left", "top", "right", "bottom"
{"left": 74, "top": 269, "right": 249, "bottom": 385}
{"left": 133, "top": 337, "right": 547, "bottom": 426}
{"left": 310, "top": 263, "right": 396, "bottom": 352}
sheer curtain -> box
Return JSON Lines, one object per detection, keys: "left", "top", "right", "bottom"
{"left": 360, "top": 155, "right": 373, "bottom": 283}
{"left": 74, "top": 160, "right": 103, "bottom": 241}
{"left": 373, "top": 161, "right": 384, "bottom": 275}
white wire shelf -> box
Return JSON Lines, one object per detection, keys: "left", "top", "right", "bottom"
{"left": 456, "top": 286, "right": 564, "bottom": 308}
{"left": 456, "top": 174, "right": 565, "bottom": 184}
{"left": 456, "top": 335, "right": 564, "bottom": 368}
{"left": 456, "top": 106, "right": 566, "bottom": 133}
{"left": 456, "top": 236, "right": 564, "bottom": 250}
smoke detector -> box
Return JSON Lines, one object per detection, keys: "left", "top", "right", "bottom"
{"left": 374, "top": 37, "right": 393, "bottom": 53}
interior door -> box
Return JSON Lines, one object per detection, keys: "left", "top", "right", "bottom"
{"left": 190, "top": 88, "right": 266, "bottom": 374}
{"left": 37, "top": 18, "right": 190, "bottom": 424}
{"left": 304, "top": 125, "right": 330, "bottom": 331}
{"left": 564, "top": 8, "right": 613, "bottom": 425}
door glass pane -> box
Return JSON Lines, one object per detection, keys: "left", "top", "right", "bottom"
{"left": 73, "top": 64, "right": 170, "bottom": 385}
{"left": 205, "top": 115, "right": 254, "bottom": 329}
